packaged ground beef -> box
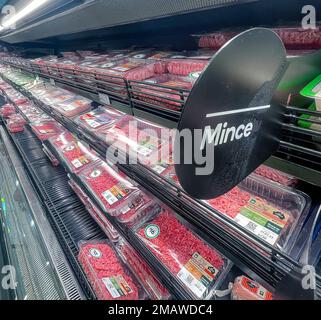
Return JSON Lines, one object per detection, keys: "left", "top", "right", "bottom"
{"left": 74, "top": 106, "right": 124, "bottom": 132}
{"left": 116, "top": 238, "right": 171, "bottom": 300}
{"left": 53, "top": 96, "right": 92, "bottom": 117}
{"left": 195, "top": 31, "right": 237, "bottom": 48}
{"left": 96, "top": 58, "right": 156, "bottom": 81}
{"left": 7, "top": 114, "right": 26, "bottom": 133}
{"left": 49, "top": 131, "right": 75, "bottom": 149}
{"left": 79, "top": 161, "right": 150, "bottom": 216}
{"left": 78, "top": 240, "right": 146, "bottom": 300}
{"left": 30, "top": 120, "right": 65, "bottom": 141}
{"left": 98, "top": 115, "right": 172, "bottom": 166}
{"left": 0, "top": 104, "right": 16, "bottom": 118}
{"left": 134, "top": 74, "right": 193, "bottom": 111}
{"left": 134, "top": 206, "right": 230, "bottom": 299}
{"left": 86, "top": 198, "right": 119, "bottom": 242}
{"left": 55, "top": 140, "right": 99, "bottom": 173}
{"left": 166, "top": 59, "right": 208, "bottom": 76}
{"left": 206, "top": 174, "right": 310, "bottom": 252}
{"left": 231, "top": 276, "right": 273, "bottom": 300}
{"left": 254, "top": 165, "right": 298, "bottom": 186}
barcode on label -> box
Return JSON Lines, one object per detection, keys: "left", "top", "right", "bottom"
{"left": 245, "top": 221, "right": 257, "bottom": 232}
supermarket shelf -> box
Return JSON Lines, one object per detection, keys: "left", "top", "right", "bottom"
{"left": 2, "top": 62, "right": 178, "bottom": 127}
{"left": 266, "top": 156, "right": 321, "bottom": 188}
{"left": 2, "top": 74, "right": 315, "bottom": 300}
{"left": 1, "top": 103, "right": 196, "bottom": 300}
{"left": 0, "top": 0, "right": 253, "bottom": 44}
{"left": 1, "top": 122, "right": 106, "bottom": 300}
{"left": 0, "top": 126, "right": 86, "bottom": 300}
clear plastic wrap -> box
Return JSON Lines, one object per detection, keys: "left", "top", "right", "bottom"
{"left": 86, "top": 198, "right": 119, "bottom": 242}
{"left": 74, "top": 106, "right": 124, "bottom": 132}
{"left": 98, "top": 115, "right": 172, "bottom": 165}
{"left": 273, "top": 27, "right": 321, "bottom": 50}
{"left": 79, "top": 161, "right": 150, "bottom": 216}
{"left": 194, "top": 31, "right": 237, "bottom": 49}
{"left": 0, "top": 104, "right": 16, "bottom": 118}
{"left": 206, "top": 175, "right": 311, "bottom": 252}
{"left": 7, "top": 114, "right": 25, "bottom": 133}
{"left": 254, "top": 165, "right": 298, "bottom": 186}
{"left": 30, "top": 120, "right": 65, "bottom": 141}
{"left": 134, "top": 74, "right": 193, "bottom": 111}
{"left": 116, "top": 237, "right": 171, "bottom": 300}
{"left": 42, "top": 144, "right": 60, "bottom": 166}
{"left": 166, "top": 58, "right": 208, "bottom": 76}
{"left": 96, "top": 58, "right": 156, "bottom": 81}
{"left": 53, "top": 95, "right": 93, "bottom": 117}
{"left": 194, "top": 27, "right": 321, "bottom": 50}
{"left": 133, "top": 206, "right": 231, "bottom": 299}
{"left": 78, "top": 240, "right": 146, "bottom": 300}
{"left": 68, "top": 179, "right": 90, "bottom": 206}
{"left": 231, "top": 276, "right": 273, "bottom": 300}
{"left": 49, "top": 131, "right": 75, "bottom": 149}
{"left": 54, "top": 140, "right": 100, "bottom": 173}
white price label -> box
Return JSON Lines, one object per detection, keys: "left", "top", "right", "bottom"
{"left": 98, "top": 93, "right": 110, "bottom": 105}
{"left": 50, "top": 78, "right": 55, "bottom": 86}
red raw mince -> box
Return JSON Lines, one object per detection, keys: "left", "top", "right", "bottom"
{"left": 136, "top": 77, "right": 192, "bottom": 111}
{"left": 207, "top": 187, "right": 252, "bottom": 219}
{"left": 80, "top": 162, "right": 141, "bottom": 215}
{"left": 60, "top": 142, "right": 99, "bottom": 172}
{"left": 12, "top": 98, "right": 29, "bottom": 105}
{"left": 118, "top": 240, "right": 170, "bottom": 300}
{"left": 116, "top": 193, "right": 157, "bottom": 226}
{"left": 137, "top": 209, "right": 225, "bottom": 276}
{"left": 7, "top": 114, "right": 27, "bottom": 133}
{"left": 254, "top": 165, "right": 298, "bottom": 186}
{"left": 198, "top": 32, "right": 236, "bottom": 49}
{"left": 274, "top": 27, "right": 321, "bottom": 49}
{"left": 78, "top": 242, "right": 139, "bottom": 300}
{"left": 0, "top": 104, "right": 16, "bottom": 118}
{"left": 166, "top": 59, "right": 208, "bottom": 76}
{"left": 30, "top": 121, "right": 64, "bottom": 141}
{"left": 96, "top": 59, "right": 156, "bottom": 81}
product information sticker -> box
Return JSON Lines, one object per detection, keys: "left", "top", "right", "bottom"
{"left": 177, "top": 252, "right": 219, "bottom": 298}
{"left": 102, "top": 275, "right": 133, "bottom": 298}
{"left": 234, "top": 198, "right": 290, "bottom": 245}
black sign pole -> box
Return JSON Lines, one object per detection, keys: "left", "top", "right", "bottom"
{"left": 174, "top": 28, "right": 288, "bottom": 199}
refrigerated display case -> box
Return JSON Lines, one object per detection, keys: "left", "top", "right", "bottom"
{"left": 0, "top": 0, "right": 320, "bottom": 301}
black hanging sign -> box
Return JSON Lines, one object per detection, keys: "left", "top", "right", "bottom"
{"left": 174, "top": 28, "right": 288, "bottom": 199}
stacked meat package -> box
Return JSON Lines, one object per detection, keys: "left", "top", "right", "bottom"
{"left": 79, "top": 161, "right": 159, "bottom": 225}
{"left": 133, "top": 205, "right": 231, "bottom": 299}
{"left": 78, "top": 240, "right": 147, "bottom": 300}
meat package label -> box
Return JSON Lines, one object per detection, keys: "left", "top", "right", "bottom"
{"left": 71, "top": 156, "right": 90, "bottom": 169}
{"left": 239, "top": 276, "right": 272, "bottom": 300}
{"left": 177, "top": 252, "right": 219, "bottom": 298}
{"left": 102, "top": 275, "right": 133, "bottom": 298}
{"left": 234, "top": 198, "right": 290, "bottom": 245}
{"left": 101, "top": 182, "right": 130, "bottom": 205}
